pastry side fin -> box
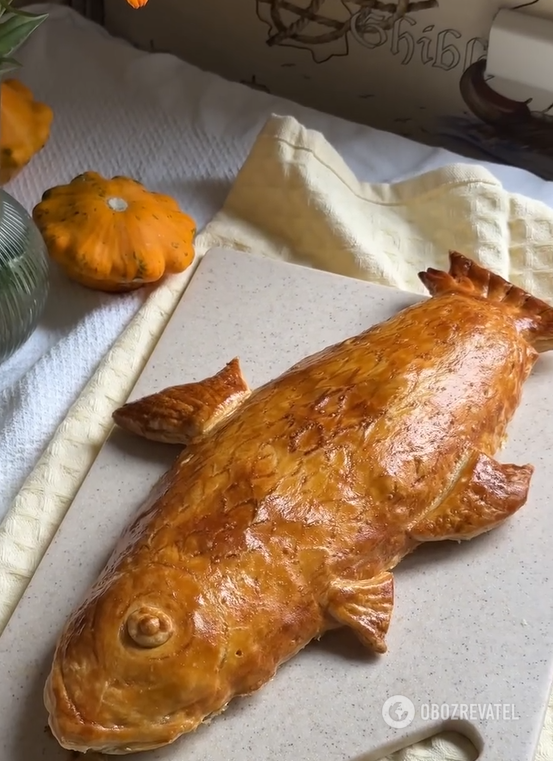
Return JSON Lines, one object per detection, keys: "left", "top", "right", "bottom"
{"left": 409, "top": 451, "right": 533, "bottom": 542}
{"left": 419, "top": 251, "right": 553, "bottom": 352}
{"left": 326, "top": 571, "right": 394, "bottom": 654}
{"left": 112, "top": 358, "right": 250, "bottom": 444}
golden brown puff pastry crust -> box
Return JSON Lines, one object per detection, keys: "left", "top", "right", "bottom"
{"left": 44, "top": 252, "right": 553, "bottom": 755}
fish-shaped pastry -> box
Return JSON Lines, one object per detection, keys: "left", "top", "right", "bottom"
{"left": 44, "top": 252, "right": 552, "bottom": 755}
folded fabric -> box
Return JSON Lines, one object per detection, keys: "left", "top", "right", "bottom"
{"left": 199, "top": 115, "right": 553, "bottom": 300}
{"left": 2, "top": 113, "right": 553, "bottom": 761}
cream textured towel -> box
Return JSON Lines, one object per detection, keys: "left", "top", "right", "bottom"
{"left": 2, "top": 114, "right": 553, "bottom": 761}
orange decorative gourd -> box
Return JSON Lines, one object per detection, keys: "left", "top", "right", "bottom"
{"left": 32, "top": 172, "right": 196, "bottom": 292}
{"left": 0, "top": 79, "right": 53, "bottom": 185}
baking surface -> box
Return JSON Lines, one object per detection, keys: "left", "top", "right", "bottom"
{"left": 1, "top": 247, "right": 553, "bottom": 761}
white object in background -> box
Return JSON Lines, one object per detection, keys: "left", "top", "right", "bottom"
{"left": 486, "top": 8, "right": 553, "bottom": 103}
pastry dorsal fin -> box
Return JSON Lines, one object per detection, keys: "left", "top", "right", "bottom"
{"left": 112, "top": 358, "right": 250, "bottom": 445}
{"left": 419, "top": 251, "right": 553, "bottom": 352}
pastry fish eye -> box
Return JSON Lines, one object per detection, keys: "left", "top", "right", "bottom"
{"left": 126, "top": 606, "right": 174, "bottom": 648}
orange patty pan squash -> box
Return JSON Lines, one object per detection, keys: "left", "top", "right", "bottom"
{"left": 32, "top": 172, "right": 196, "bottom": 292}
{"left": 0, "top": 79, "right": 53, "bottom": 185}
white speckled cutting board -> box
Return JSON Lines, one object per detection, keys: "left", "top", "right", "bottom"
{"left": 1, "top": 247, "right": 553, "bottom": 761}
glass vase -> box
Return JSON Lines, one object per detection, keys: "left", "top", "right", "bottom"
{"left": 0, "top": 188, "right": 49, "bottom": 365}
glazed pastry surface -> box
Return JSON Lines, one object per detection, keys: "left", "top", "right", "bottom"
{"left": 44, "top": 252, "right": 553, "bottom": 755}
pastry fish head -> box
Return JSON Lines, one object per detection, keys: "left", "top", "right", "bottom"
{"left": 44, "top": 561, "right": 229, "bottom": 754}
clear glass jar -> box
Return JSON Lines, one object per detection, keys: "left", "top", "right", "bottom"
{"left": 0, "top": 188, "right": 49, "bottom": 365}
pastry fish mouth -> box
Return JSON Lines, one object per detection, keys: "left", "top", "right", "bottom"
{"left": 43, "top": 668, "right": 199, "bottom": 755}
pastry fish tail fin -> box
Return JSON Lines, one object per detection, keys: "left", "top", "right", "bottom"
{"left": 112, "top": 358, "right": 250, "bottom": 445}
{"left": 419, "top": 250, "right": 553, "bottom": 352}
